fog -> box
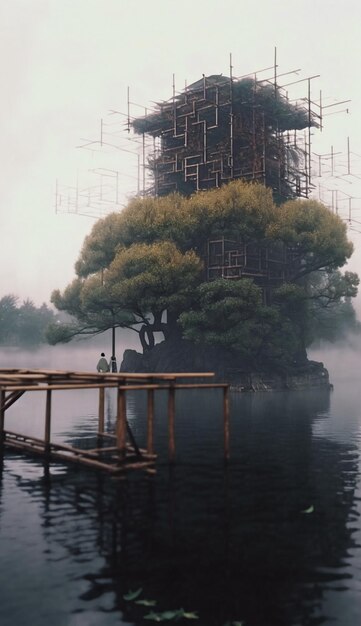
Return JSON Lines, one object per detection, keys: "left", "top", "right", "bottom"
{"left": 309, "top": 333, "right": 361, "bottom": 384}
{"left": 1, "top": 0, "right": 361, "bottom": 309}
{"left": 0, "top": 327, "right": 140, "bottom": 372}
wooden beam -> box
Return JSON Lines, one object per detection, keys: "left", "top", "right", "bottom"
{"left": 168, "top": 383, "right": 176, "bottom": 462}
{"left": 147, "top": 388, "right": 155, "bottom": 455}
{"left": 44, "top": 388, "right": 52, "bottom": 455}
{"left": 116, "top": 387, "right": 127, "bottom": 454}
{"left": 223, "top": 386, "right": 230, "bottom": 461}
{"left": 0, "top": 382, "right": 225, "bottom": 393}
{"left": 0, "top": 388, "right": 5, "bottom": 443}
{"left": 98, "top": 387, "right": 105, "bottom": 433}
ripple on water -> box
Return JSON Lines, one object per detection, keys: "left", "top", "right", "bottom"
{"left": 1, "top": 381, "right": 361, "bottom": 625}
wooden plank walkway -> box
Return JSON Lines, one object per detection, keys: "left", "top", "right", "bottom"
{"left": 0, "top": 369, "right": 230, "bottom": 474}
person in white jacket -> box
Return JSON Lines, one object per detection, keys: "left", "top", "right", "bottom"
{"left": 96, "top": 353, "right": 109, "bottom": 372}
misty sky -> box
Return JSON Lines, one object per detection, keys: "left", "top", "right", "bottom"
{"left": 1, "top": 0, "right": 361, "bottom": 309}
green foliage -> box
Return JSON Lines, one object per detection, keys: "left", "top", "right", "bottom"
{"left": 46, "top": 322, "right": 82, "bottom": 345}
{"left": 74, "top": 213, "right": 125, "bottom": 277}
{"left": 0, "top": 295, "right": 56, "bottom": 347}
{"left": 75, "top": 182, "right": 276, "bottom": 277}
{"left": 48, "top": 276, "right": 137, "bottom": 344}
{"left": 106, "top": 241, "right": 203, "bottom": 315}
{"left": 267, "top": 199, "right": 353, "bottom": 277}
{"left": 51, "top": 180, "right": 359, "bottom": 360}
{"left": 301, "top": 505, "right": 315, "bottom": 514}
{"left": 179, "top": 279, "right": 263, "bottom": 349}
{"left": 135, "top": 599, "right": 157, "bottom": 607}
{"left": 306, "top": 270, "right": 361, "bottom": 344}
{"left": 0, "top": 294, "right": 18, "bottom": 344}
{"left": 132, "top": 76, "right": 312, "bottom": 136}
{"left": 123, "top": 588, "right": 143, "bottom": 601}
{"left": 179, "top": 279, "right": 303, "bottom": 368}
{"left": 123, "top": 586, "right": 198, "bottom": 623}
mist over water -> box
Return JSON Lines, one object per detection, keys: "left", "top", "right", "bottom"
{"left": 0, "top": 329, "right": 139, "bottom": 371}
{"left": 309, "top": 334, "right": 361, "bottom": 384}
{"left": 0, "top": 340, "right": 361, "bottom": 625}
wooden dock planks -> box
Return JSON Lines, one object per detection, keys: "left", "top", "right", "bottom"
{"left": 0, "top": 368, "right": 230, "bottom": 473}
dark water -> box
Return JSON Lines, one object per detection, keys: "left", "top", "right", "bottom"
{"left": 0, "top": 345, "right": 361, "bottom": 625}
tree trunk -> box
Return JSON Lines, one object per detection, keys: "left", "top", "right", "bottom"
{"left": 139, "top": 324, "right": 155, "bottom": 353}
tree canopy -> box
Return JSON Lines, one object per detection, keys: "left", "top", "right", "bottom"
{"left": 48, "top": 180, "right": 359, "bottom": 369}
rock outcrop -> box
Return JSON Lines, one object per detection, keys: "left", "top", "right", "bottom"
{"left": 119, "top": 339, "right": 331, "bottom": 391}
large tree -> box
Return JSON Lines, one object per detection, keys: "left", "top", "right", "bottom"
{"left": 48, "top": 181, "right": 358, "bottom": 368}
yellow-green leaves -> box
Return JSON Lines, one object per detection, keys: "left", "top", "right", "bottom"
{"left": 267, "top": 199, "right": 353, "bottom": 275}
{"left": 106, "top": 241, "right": 203, "bottom": 315}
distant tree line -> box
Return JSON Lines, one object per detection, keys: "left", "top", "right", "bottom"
{"left": 0, "top": 295, "right": 57, "bottom": 347}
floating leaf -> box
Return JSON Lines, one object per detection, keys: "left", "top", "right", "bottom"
{"left": 144, "top": 609, "right": 186, "bottom": 621}
{"left": 301, "top": 505, "right": 314, "bottom": 514}
{"left": 183, "top": 611, "right": 199, "bottom": 619}
{"left": 123, "top": 587, "right": 143, "bottom": 601}
{"left": 144, "top": 612, "right": 167, "bottom": 622}
{"left": 135, "top": 599, "right": 157, "bottom": 607}
{"left": 159, "top": 610, "right": 184, "bottom": 620}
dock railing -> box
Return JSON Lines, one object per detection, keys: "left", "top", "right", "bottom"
{"left": 0, "top": 369, "right": 230, "bottom": 473}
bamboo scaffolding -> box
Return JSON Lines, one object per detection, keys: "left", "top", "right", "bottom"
{"left": 0, "top": 369, "right": 230, "bottom": 473}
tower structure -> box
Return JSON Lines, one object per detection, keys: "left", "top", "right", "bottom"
{"left": 131, "top": 71, "right": 318, "bottom": 293}
{"left": 131, "top": 73, "right": 317, "bottom": 203}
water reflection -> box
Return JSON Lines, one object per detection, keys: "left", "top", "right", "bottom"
{"left": 0, "top": 385, "right": 360, "bottom": 626}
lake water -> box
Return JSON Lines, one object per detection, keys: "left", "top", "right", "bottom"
{"left": 1, "top": 340, "right": 361, "bottom": 626}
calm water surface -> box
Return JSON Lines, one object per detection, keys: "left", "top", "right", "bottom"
{"left": 0, "top": 343, "right": 361, "bottom": 626}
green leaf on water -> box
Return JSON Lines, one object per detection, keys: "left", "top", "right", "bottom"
{"left": 123, "top": 587, "right": 143, "bottom": 601}
{"left": 144, "top": 612, "right": 167, "bottom": 622}
{"left": 301, "top": 505, "right": 314, "bottom": 514}
{"left": 159, "top": 610, "right": 184, "bottom": 620}
{"left": 144, "top": 608, "right": 191, "bottom": 621}
{"left": 135, "top": 599, "right": 157, "bottom": 607}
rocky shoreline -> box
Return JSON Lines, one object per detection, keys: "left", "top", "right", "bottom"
{"left": 119, "top": 339, "right": 331, "bottom": 392}
{"left": 228, "top": 361, "right": 331, "bottom": 392}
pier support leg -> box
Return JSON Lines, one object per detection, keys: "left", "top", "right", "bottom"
{"left": 147, "top": 389, "right": 155, "bottom": 456}
{"left": 168, "top": 384, "right": 176, "bottom": 463}
{"left": 98, "top": 387, "right": 105, "bottom": 433}
{"left": 0, "top": 388, "right": 5, "bottom": 444}
{"left": 116, "top": 387, "right": 127, "bottom": 458}
{"left": 45, "top": 389, "right": 52, "bottom": 456}
{"left": 223, "top": 386, "right": 230, "bottom": 461}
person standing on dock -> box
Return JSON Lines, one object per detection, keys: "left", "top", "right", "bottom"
{"left": 96, "top": 353, "right": 109, "bottom": 372}
{"left": 109, "top": 356, "right": 117, "bottom": 372}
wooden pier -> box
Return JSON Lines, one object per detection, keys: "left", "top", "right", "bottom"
{"left": 0, "top": 369, "right": 230, "bottom": 474}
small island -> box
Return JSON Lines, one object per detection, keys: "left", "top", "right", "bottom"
{"left": 47, "top": 75, "right": 360, "bottom": 389}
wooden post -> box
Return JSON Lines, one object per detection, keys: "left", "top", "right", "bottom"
{"left": 98, "top": 387, "right": 105, "bottom": 433}
{"left": 147, "top": 388, "right": 155, "bottom": 455}
{"left": 44, "top": 388, "right": 52, "bottom": 455}
{"left": 223, "top": 386, "right": 230, "bottom": 461}
{"left": 168, "top": 382, "right": 176, "bottom": 463}
{"left": 0, "top": 388, "right": 5, "bottom": 444}
{"left": 116, "top": 387, "right": 127, "bottom": 456}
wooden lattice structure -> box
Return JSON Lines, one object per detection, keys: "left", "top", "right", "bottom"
{"left": 0, "top": 369, "right": 230, "bottom": 473}
{"left": 204, "top": 237, "right": 301, "bottom": 299}
{"left": 132, "top": 74, "right": 317, "bottom": 202}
